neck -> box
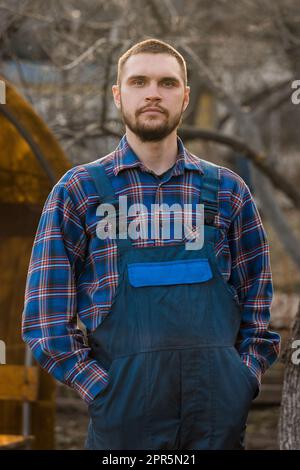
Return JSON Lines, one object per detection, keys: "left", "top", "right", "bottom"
{"left": 125, "top": 128, "right": 178, "bottom": 176}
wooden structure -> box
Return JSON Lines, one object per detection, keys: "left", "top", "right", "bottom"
{"left": 0, "top": 363, "right": 38, "bottom": 449}
{"left": 0, "top": 76, "right": 71, "bottom": 449}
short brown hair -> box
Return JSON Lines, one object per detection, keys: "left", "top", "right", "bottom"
{"left": 117, "top": 38, "right": 188, "bottom": 87}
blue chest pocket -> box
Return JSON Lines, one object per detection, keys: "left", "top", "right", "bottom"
{"left": 127, "top": 258, "right": 213, "bottom": 287}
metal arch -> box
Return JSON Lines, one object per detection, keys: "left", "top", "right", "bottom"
{"left": 0, "top": 103, "right": 57, "bottom": 185}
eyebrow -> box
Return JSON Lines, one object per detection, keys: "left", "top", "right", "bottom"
{"left": 126, "top": 75, "right": 181, "bottom": 84}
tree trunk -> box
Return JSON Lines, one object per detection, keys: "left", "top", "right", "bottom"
{"left": 278, "top": 300, "right": 300, "bottom": 449}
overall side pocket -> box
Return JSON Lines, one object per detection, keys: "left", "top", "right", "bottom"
{"left": 231, "top": 347, "right": 259, "bottom": 400}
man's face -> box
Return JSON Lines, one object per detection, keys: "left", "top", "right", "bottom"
{"left": 112, "top": 53, "right": 190, "bottom": 142}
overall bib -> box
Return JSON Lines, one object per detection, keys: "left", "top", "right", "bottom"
{"left": 83, "top": 161, "right": 259, "bottom": 450}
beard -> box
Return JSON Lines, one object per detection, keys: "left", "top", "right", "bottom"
{"left": 120, "top": 99, "right": 185, "bottom": 142}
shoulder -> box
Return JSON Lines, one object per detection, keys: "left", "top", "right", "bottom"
{"left": 199, "top": 158, "right": 253, "bottom": 221}
{"left": 45, "top": 152, "right": 116, "bottom": 218}
{"left": 200, "top": 158, "right": 248, "bottom": 192}
{"left": 54, "top": 151, "right": 115, "bottom": 197}
{"left": 59, "top": 152, "right": 114, "bottom": 188}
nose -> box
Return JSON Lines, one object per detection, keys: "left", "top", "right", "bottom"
{"left": 145, "top": 81, "right": 162, "bottom": 101}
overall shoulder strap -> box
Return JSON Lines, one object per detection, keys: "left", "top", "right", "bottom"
{"left": 199, "top": 159, "right": 220, "bottom": 226}
{"left": 83, "top": 160, "right": 133, "bottom": 249}
{"left": 84, "top": 160, "right": 117, "bottom": 204}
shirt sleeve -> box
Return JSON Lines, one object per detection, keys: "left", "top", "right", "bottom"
{"left": 21, "top": 171, "right": 109, "bottom": 404}
{"left": 227, "top": 179, "right": 281, "bottom": 392}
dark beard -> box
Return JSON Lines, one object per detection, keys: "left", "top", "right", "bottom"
{"left": 120, "top": 103, "right": 184, "bottom": 142}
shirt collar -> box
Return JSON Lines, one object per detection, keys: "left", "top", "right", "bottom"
{"left": 112, "top": 133, "right": 204, "bottom": 176}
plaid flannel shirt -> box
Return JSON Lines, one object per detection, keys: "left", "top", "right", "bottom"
{"left": 22, "top": 134, "right": 281, "bottom": 404}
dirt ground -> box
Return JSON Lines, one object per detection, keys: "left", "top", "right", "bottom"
{"left": 246, "top": 407, "right": 280, "bottom": 450}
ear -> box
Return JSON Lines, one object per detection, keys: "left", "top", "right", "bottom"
{"left": 183, "top": 86, "right": 190, "bottom": 113}
{"left": 112, "top": 84, "right": 121, "bottom": 110}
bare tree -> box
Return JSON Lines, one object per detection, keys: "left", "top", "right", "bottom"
{"left": 1, "top": 0, "right": 300, "bottom": 272}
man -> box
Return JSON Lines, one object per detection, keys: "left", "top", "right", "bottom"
{"left": 22, "top": 38, "right": 281, "bottom": 450}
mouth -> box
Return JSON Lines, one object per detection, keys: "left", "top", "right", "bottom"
{"left": 141, "top": 108, "right": 164, "bottom": 114}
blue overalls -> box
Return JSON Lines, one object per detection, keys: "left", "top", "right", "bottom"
{"left": 83, "top": 160, "right": 259, "bottom": 450}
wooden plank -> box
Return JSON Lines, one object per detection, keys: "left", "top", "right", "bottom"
{"left": 260, "top": 361, "right": 285, "bottom": 384}
{"left": 0, "top": 237, "right": 36, "bottom": 436}
{"left": 0, "top": 434, "right": 34, "bottom": 449}
{"left": 32, "top": 367, "right": 56, "bottom": 449}
{"left": 253, "top": 383, "right": 283, "bottom": 406}
{"left": 0, "top": 237, "right": 34, "bottom": 364}
{"left": 261, "top": 370, "right": 285, "bottom": 384}
{"left": 0, "top": 366, "right": 38, "bottom": 401}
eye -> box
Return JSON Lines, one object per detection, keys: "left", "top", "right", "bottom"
{"left": 133, "top": 79, "right": 145, "bottom": 86}
{"left": 163, "top": 80, "right": 175, "bottom": 87}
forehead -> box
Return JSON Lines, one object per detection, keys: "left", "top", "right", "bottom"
{"left": 122, "top": 53, "right": 184, "bottom": 82}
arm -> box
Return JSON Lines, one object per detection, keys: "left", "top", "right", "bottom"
{"left": 22, "top": 170, "right": 108, "bottom": 404}
{"left": 227, "top": 180, "right": 281, "bottom": 392}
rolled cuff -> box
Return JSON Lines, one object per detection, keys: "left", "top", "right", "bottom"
{"left": 67, "top": 359, "right": 109, "bottom": 404}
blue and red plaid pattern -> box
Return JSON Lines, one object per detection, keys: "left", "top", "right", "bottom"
{"left": 22, "top": 134, "right": 281, "bottom": 404}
